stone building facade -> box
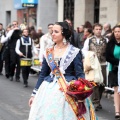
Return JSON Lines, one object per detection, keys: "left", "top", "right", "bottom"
{"left": 58, "top": 0, "right": 120, "bottom": 29}
{"left": 0, "top": 0, "right": 120, "bottom": 32}
{"left": 0, "top": 0, "right": 58, "bottom": 32}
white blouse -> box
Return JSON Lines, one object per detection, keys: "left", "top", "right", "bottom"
{"left": 1, "top": 30, "right": 14, "bottom": 43}
{"left": 15, "top": 37, "right": 38, "bottom": 56}
{"left": 39, "top": 33, "right": 54, "bottom": 62}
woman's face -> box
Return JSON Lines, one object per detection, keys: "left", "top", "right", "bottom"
{"left": 23, "top": 29, "right": 29, "bottom": 36}
{"left": 52, "top": 24, "right": 64, "bottom": 43}
{"left": 84, "top": 28, "right": 89, "bottom": 36}
{"left": 114, "top": 27, "right": 120, "bottom": 40}
{"left": 6, "top": 27, "right": 11, "bottom": 33}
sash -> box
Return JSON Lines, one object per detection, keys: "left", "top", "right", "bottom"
{"left": 46, "top": 48, "right": 85, "bottom": 120}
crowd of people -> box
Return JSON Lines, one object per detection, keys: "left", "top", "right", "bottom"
{"left": 0, "top": 21, "right": 44, "bottom": 87}
{"left": 77, "top": 21, "right": 120, "bottom": 119}
{"left": 0, "top": 19, "right": 120, "bottom": 120}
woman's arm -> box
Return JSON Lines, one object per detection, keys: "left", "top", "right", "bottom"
{"left": 73, "top": 51, "right": 85, "bottom": 79}
{"left": 1, "top": 30, "right": 14, "bottom": 43}
{"left": 31, "top": 57, "right": 50, "bottom": 96}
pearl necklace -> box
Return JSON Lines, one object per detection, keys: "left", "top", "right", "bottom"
{"left": 116, "top": 39, "right": 120, "bottom": 43}
{"left": 54, "top": 44, "right": 67, "bottom": 53}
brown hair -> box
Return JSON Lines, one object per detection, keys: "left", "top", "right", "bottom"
{"left": 22, "top": 28, "right": 29, "bottom": 33}
{"left": 12, "top": 21, "right": 18, "bottom": 25}
{"left": 93, "top": 23, "right": 103, "bottom": 30}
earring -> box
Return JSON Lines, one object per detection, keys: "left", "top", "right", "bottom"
{"left": 63, "top": 38, "right": 67, "bottom": 45}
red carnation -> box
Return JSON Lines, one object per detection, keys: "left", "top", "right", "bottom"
{"left": 67, "top": 78, "right": 96, "bottom": 116}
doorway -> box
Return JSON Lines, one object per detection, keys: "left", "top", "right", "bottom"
{"left": 6, "top": 11, "right": 11, "bottom": 26}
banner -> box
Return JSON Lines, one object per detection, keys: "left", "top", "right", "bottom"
{"left": 21, "top": 0, "right": 38, "bottom": 4}
{"left": 14, "top": 0, "right": 25, "bottom": 9}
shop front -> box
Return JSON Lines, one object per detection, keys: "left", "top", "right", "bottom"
{"left": 14, "top": 0, "right": 38, "bottom": 27}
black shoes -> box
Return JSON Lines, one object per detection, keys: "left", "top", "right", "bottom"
{"left": 16, "top": 78, "right": 20, "bottom": 82}
{"left": 95, "top": 108, "right": 98, "bottom": 111}
{"left": 9, "top": 77, "right": 13, "bottom": 81}
{"left": 95, "top": 104, "right": 102, "bottom": 111}
{"left": 24, "top": 83, "right": 28, "bottom": 87}
{"left": 9, "top": 77, "right": 20, "bottom": 82}
{"left": 9, "top": 76, "right": 28, "bottom": 87}
{"left": 115, "top": 112, "right": 120, "bottom": 119}
{"left": 97, "top": 104, "right": 102, "bottom": 109}
{"left": 5, "top": 74, "right": 9, "bottom": 78}
{"left": 0, "top": 73, "right": 3, "bottom": 75}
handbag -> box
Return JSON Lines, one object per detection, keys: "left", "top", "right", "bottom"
{"left": 84, "top": 51, "right": 103, "bottom": 83}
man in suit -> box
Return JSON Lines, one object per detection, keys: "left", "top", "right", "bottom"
{"left": 0, "top": 23, "right": 5, "bottom": 75}
{"left": 1, "top": 21, "right": 21, "bottom": 81}
{"left": 82, "top": 23, "right": 108, "bottom": 111}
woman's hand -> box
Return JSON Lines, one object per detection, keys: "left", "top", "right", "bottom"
{"left": 19, "top": 52, "right": 24, "bottom": 56}
{"left": 28, "top": 96, "right": 34, "bottom": 107}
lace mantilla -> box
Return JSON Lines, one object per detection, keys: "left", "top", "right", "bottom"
{"left": 60, "top": 45, "right": 80, "bottom": 71}
{"left": 44, "top": 44, "right": 80, "bottom": 75}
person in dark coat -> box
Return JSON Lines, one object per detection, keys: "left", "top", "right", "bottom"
{"left": 1, "top": 25, "right": 11, "bottom": 78}
{"left": 106, "top": 25, "right": 120, "bottom": 119}
{"left": 0, "top": 23, "right": 5, "bottom": 75}
{"left": 1, "top": 21, "right": 21, "bottom": 81}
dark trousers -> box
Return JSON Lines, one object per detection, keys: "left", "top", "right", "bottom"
{"left": 91, "top": 84, "right": 105, "bottom": 107}
{"left": 91, "top": 65, "right": 106, "bottom": 107}
{"left": 91, "top": 85, "right": 100, "bottom": 107}
{"left": 21, "top": 66, "right": 30, "bottom": 84}
{"left": 0, "top": 51, "right": 3, "bottom": 73}
{"left": 9, "top": 49, "right": 20, "bottom": 78}
{"left": 3, "top": 48, "right": 10, "bottom": 76}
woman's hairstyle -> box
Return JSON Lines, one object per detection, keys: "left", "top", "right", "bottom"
{"left": 22, "top": 28, "right": 29, "bottom": 33}
{"left": 84, "top": 21, "right": 92, "bottom": 29}
{"left": 85, "top": 28, "right": 93, "bottom": 34}
{"left": 48, "top": 23, "right": 54, "bottom": 27}
{"left": 112, "top": 25, "right": 120, "bottom": 31}
{"left": 110, "top": 25, "right": 120, "bottom": 43}
{"left": 30, "top": 26, "right": 35, "bottom": 31}
{"left": 55, "top": 21, "right": 72, "bottom": 41}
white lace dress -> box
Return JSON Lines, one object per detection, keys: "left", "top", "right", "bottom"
{"left": 28, "top": 44, "right": 97, "bottom": 120}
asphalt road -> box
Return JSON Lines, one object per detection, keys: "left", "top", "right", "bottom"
{"left": 0, "top": 73, "right": 116, "bottom": 120}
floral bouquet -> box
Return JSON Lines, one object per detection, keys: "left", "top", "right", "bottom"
{"left": 67, "top": 78, "right": 96, "bottom": 116}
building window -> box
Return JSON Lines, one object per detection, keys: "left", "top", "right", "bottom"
{"left": 64, "top": 0, "right": 74, "bottom": 24}
{"left": 94, "top": 0, "right": 100, "bottom": 23}
{"left": 6, "top": 11, "right": 11, "bottom": 26}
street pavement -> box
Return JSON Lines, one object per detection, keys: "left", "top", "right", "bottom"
{"left": 0, "top": 73, "right": 116, "bottom": 120}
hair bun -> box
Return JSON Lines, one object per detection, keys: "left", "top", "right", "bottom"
{"left": 55, "top": 21, "right": 72, "bottom": 40}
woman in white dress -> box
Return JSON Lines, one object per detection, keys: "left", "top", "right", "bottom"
{"left": 28, "top": 21, "right": 97, "bottom": 120}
